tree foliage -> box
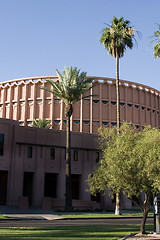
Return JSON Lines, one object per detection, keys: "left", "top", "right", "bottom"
{"left": 100, "top": 16, "right": 137, "bottom": 59}
{"left": 151, "top": 24, "right": 160, "bottom": 58}
{"left": 41, "top": 66, "right": 93, "bottom": 211}
{"left": 87, "top": 122, "right": 160, "bottom": 234}
{"left": 31, "top": 119, "right": 51, "bottom": 129}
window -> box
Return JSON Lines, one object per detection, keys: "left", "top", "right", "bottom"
{"left": 96, "top": 151, "right": 99, "bottom": 162}
{"left": 74, "top": 150, "right": 78, "bottom": 161}
{"left": 111, "top": 101, "right": 116, "bottom": 105}
{"left": 0, "top": 134, "right": 4, "bottom": 156}
{"left": 27, "top": 146, "right": 32, "bottom": 158}
{"left": 50, "top": 148, "right": 55, "bottom": 160}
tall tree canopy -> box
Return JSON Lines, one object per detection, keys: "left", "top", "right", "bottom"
{"left": 152, "top": 24, "right": 160, "bottom": 58}
{"left": 87, "top": 122, "right": 160, "bottom": 234}
{"left": 100, "top": 16, "right": 137, "bottom": 215}
{"left": 41, "top": 66, "right": 93, "bottom": 211}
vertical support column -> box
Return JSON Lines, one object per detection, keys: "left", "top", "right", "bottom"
{"left": 149, "top": 91, "right": 152, "bottom": 127}
{"left": 132, "top": 87, "right": 135, "bottom": 124}
{"left": 60, "top": 100, "right": 63, "bottom": 130}
{"left": 99, "top": 84, "right": 102, "bottom": 127}
{"left": 2, "top": 88, "right": 6, "bottom": 118}
{"left": 125, "top": 86, "right": 127, "bottom": 121}
{"left": 51, "top": 91, "right": 54, "bottom": 128}
{"left": 42, "top": 82, "right": 45, "bottom": 119}
{"left": 9, "top": 86, "right": 13, "bottom": 119}
{"left": 90, "top": 88, "right": 93, "bottom": 133}
{"left": 155, "top": 94, "right": 158, "bottom": 128}
{"left": 16, "top": 85, "right": 20, "bottom": 122}
{"left": 80, "top": 98, "right": 83, "bottom": 132}
{"left": 139, "top": 89, "right": 142, "bottom": 129}
{"left": 108, "top": 84, "right": 111, "bottom": 127}
{"left": 144, "top": 90, "right": 147, "bottom": 126}
{"left": 24, "top": 84, "right": 28, "bottom": 126}
{"left": 32, "top": 83, "right": 36, "bottom": 120}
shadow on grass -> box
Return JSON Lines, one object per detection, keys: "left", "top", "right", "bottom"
{"left": 0, "top": 225, "right": 153, "bottom": 240}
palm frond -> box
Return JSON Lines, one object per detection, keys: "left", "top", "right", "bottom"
{"left": 40, "top": 66, "right": 95, "bottom": 106}
{"left": 100, "top": 16, "right": 138, "bottom": 59}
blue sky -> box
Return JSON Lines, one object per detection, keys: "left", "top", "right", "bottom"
{"left": 0, "top": 0, "right": 160, "bottom": 90}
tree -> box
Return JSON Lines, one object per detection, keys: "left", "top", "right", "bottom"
{"left": 100, "top": 16, "right": 137, "bottom": 214}
{"left": 31, "top": 119, "right": 51, "bottom": 128}
{"left": 87, "top": 122, "right": 160, "bottom": 234}
{"left": 152, "top": 24, "right": 160, "bottom": 58}
{"left": 41, "top": 66, "right": 93, "bottom": 211}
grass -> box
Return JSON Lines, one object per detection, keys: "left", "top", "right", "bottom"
{"left": 55, "top": 212, "right": 154, "bottom": 218}
{"left": 0, "top": 225, "right": 154, "bottom": 240}
{"left": 0, "top": 215, "right": 9, "bottom": 219}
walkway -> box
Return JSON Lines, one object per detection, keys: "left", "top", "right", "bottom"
{"left": 0, "top": 205, "right": 63, "bottom": 220}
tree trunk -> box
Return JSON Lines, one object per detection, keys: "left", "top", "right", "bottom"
{"left": 115, "top": 54, "right": 121, "bottom": 215}
{"left": 65, "top": 105, "right": 72, "bottom": 211}
{"left": 115, "top": 192, "right": 121, "bottom": 215}
{"left": 140, "top": 206, "right": 150, "bottom": 234}
{"left": 116, "top": 55, "right": 120, "bottom": 132}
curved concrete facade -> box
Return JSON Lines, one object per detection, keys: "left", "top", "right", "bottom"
{"left": 0, "top": 76, "right": 159, "bottom": 132}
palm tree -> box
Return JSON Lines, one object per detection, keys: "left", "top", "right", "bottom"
{"left": 31, "top": 119, "right": 51, "bottom": 128}
{"left": 100, "top": 16, "right": 137, "bottom": 215}
{"left": 41, "top": 66, "right": 93, "bottom": 211}
{"left": 152, "top": 24, "right": 160, "bottom": 58}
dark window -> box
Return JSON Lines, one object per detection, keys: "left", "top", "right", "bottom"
{"left": 73, "top": 120, "right": 80, "bottom": 124}
{"left": 83, "top": 120, "right": 89, "bottom": 124}
{"left": 27, "top": 146, "right": 32, "bottom": 158}
{"left": 96, "top": 151, "right": 100, "bottom": 162}
{"left": 102, "top": 100, "right": 108, "bottom": 104}
{"left": 0, "top": 134, "right": 4, "bottom": 156}
{"left": 102, "top": 121, "right": 108, "bottom": 126}
{"left": 135, "top": 105, "right": 139, "bottom": 109}
{"left": 120, "top": 102, "right": 124, "bottom": 106}
{"left": 111, "top": 101, "right": 116, "bottom": 105}
{"left": 74, "top": 150, "right": 78, "bottom": 161}
{"left": 93, "top": 100, "right": 99, "bottom": 103}
{"left": 50, "top": 148, "right": 55, "bottom": 160}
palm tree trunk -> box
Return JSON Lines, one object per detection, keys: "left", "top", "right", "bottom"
{"left": 116, "top": 55, "right": 120, "bottom": 132}
{"left": 115, "top": 54, "right": 121, "bottom": 215}
{"left": 65, "top": 105, "right": 72, "bottom": 211}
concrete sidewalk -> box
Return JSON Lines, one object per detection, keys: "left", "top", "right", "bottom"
{"left": 0, "top": 206, "right": 63, "bottom": 220}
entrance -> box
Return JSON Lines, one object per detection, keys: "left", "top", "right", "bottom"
{"left": 0, "top": 171, "right": 8, "bottom": 205}
{"left": 23, "top": 172, "right": 34, "bottom": 205}
{"left": 72, "top": 174, "right": 81, "bottom": 200}
{"left": 44, "top": 173, "right": 57, "bottom": 198}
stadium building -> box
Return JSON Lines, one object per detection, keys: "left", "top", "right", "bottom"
{"left": 0, "top": 76, "right": 159, "bottom": 210}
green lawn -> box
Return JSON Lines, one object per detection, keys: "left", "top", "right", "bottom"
{"left": 0, "top": 225, "right": 153, "bottom": 240}
{"left": 0, "top": 215, "right": 9, "bottom": 219}
{"left": 55, "top": 212, "right": 153, "bottom": 218}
